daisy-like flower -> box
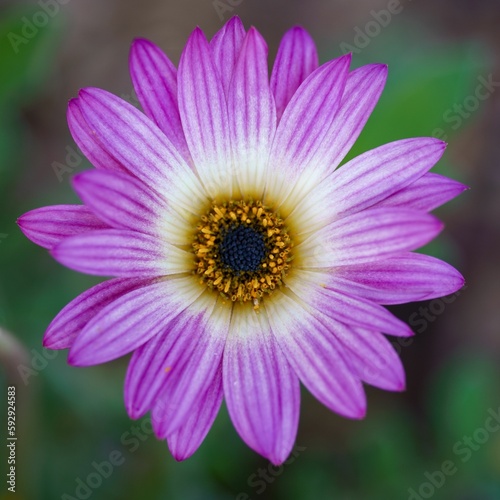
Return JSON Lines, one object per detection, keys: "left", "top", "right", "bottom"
{"left": 18, "top": 17, "right": 466, "bottom": 465}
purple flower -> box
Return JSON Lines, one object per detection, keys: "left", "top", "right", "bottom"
{"left": 17, "top": 17, "right": 466, "bottom": 465}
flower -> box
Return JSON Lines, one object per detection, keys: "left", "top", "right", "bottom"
{"left": 17, "top": 16, "right": 466, "bottom": 465}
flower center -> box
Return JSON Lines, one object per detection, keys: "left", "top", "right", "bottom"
{"left": 192, "top": 200, "right": 293, "bottom": 309}
{"left": 219, "top": 225, "right": 266, "bottom": 273}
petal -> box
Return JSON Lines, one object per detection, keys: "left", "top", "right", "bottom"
{"left": 17, "top": 205, "right": 108, "bottom": 250}
{"left": 270, "top": 26, "right": 319, "bottom": 122}
{"left": 67, "top": 99, "right": 127, "bottom": 173}
{"left": 68, "top": 276, "right": 203, "bottom": 366}
{"left": 294, "top": 138, "right": 447, "bottom": 230}
{"left": 178, "top": 28, "right": 232, "bottom": 197}
{"left": 331, "top": 253, "right": 465, "bottom": 304}
{"left": 51, "top": 229, "right": 190, "bottom": 277}
{"left": 167, "top": 366, "right": 223, "bottom": 461}
{"left": 125, "top": 292, "right": 218, "bottom": 419}
{"left": 76, "top": 88, "right": 205, "bottom": 211}
{"left": 265, "top": 292, "right": 366, "bottom": 419}
{"left": 335, "top": 326, "right": 405, "bottom": 391}
{"left": 151, "top": 295, "right": 231, "bottom": 436}
{"left": 43, "top": 278, "right": 153, "bottom": 349}
{"left": 298, "top": 207, "right": 444, "bottom": 267}
{"left": 286, "top": 270, "right": 413, "bottom": 337}
{"left": 319, "top": 63, "right": 388, "bottom": 172}
{"left": 223, "top": 306, "right": 300, "bottom": 465}
{"left": 267, "top": 55, "right": 351, "bottom": 206}
{"left": 210, "top": 16, "right": 246, "bottom": 97}
{"left": 376, "top": 172, "right": 469, "bottom": 212}
{"left": 129, "top": 38, "right": 190, "bottom": 161}
{"left": 72, "top": 170, "right": 166, "bottom": 235}
{"left": 228, "top": 27, "right": 276, "bottom": 197}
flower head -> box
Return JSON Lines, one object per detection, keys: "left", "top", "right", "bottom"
{"left": 18, "top": 17, "right": 466, "bottom": 464}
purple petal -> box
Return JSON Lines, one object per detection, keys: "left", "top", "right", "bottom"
{"left": 321, "top": 63, "right": 388, "bottom": 172}
{"left": 17, "top": 205, "right": 108, "bottom": 250}
{"left": 210, "top": 16, "right": 246, "bottom": 97}
{"left": 266, "top": 293, "right": 366, "bottom": 419}
{"left": 44, "top": 277, "right": 153, "bottom": 349}
{"left": 178, "top": 28, "right": 232, "bottom": 196}
{"left": 299, "top": 207, "right": 443, "bottom": 267}
{"left": 331, "top": 253, "right": 465, "bottom": 304}
{"left": 270, "top": 26, "right": 319, "bottom": 122}
{"left": 76, "top": 88, "right": 203, "bottom": 206}
{"left": 333, "top": 325, "right": 405, "bottom": 391}
{"left": 68, "top": 277, "right": 202, "bottom": 366}
{"left": 287, "top": 271, "right": 413, "bottom": 337}
{"left": 151, "top": 297, "right": 231, "bottom": 437}
{"left": 267, "top": 55, "right": 351, "bottom": 202}
{"left": 223, "top": 309, "right": 300, "bottom": 465}
{"left": 129, "top": 38, "right": 190, "bottom": 161}
{"left": 52, "top": 229, "right": 189, "bottom": 277}
{"left": 228, "top": 27, "right": 276, "bottom": 195}
{"left": 67, "top": 99, "right": 127, "bottom": 173}
{"left": 321, "top": 138, "right": 447, "bottom": 218}
{"left": 377, "top": 172, "right": 469, "bottom": 211}
{"left": 167, "top": 365, "right": 223, "bottom": 461}
{"left": 72, "top": 170, "right": 165, "bottom": 235}
{"left": 125, "top": 306, "right": 208, "bottom": 419}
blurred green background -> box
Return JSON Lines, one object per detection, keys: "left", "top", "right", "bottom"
{"left": 1, "top": 0, "right": 499, "bottom": 499}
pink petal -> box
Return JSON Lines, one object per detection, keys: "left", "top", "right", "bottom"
{"left": 43, "top": 278, "right": 153, "bottom": 349}
{"left": 267, "top": 54, "right": 351, "bottom": 202}
{"left": 68, "top": 277, "right": 202, "bottom": 366}
{"left": 270, "top": 26, "right": 319, "bottom": 122}
{"left": 51, "top": 229, "right": 189, "bottom": 277}
{"left": 299, "top": 207, "right": 443, "bottom": 267}
{"left": 178, "top": 28, "right": 232, "bottom": 196}
{"left": 331, "top": 253, "right": 465, "bottom": 304}
{"left": 210, "top": 16, "right": 246, "bottom": 97}
{"left": 223, "top": 309, "right": 300, "bottom": 465}
{"left": 337, "top": 326, "right": 405, "bottom": 391}
{"left": 167, "top": 366, "right": 223, "bottom": 461}
{"left": 125, "top": 307, "right": 208, "bottom": 419}
{"left": 67, "top": 99, "right": 127, "bottom": 173}
{"left": 287, "top": 271, "right": 413, "bottom": 337}
{"left": 320, "top": 63, "right": 388, "bottom": 172}
{"left": 72, "top": 170, "right": 166, "bottom": 235}
{"left": 228, "top": 27, "right": 276, "bottom": 195}
{"left": 17, "top": 205, "right": 108, "bottom": 250}
{"left": 76, "top": 88, "right": 202, "bottom": 205}
{"left": 151, "top": 297, "right": 231, "bottom": 437}
{"left": 129, "top": 38, "right": 190, "bottom": 161}
{"left": 321, "top": 138, "right": 447, "bottom": 218}
{"left": 377, "top": 172, "right": 469, "bottom": 212}
{"left": 265, "top": 293, "right": 366, "bottom": 419}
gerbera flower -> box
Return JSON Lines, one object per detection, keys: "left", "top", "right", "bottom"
{"left": 18, "top": 17, "right": 466, "bottom": 465}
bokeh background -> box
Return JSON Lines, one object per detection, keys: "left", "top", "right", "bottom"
{"left": 1, "top": 0, "right": 500, "bottom": 499}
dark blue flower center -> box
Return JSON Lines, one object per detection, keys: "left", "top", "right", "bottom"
{"left": 219, "top": 224, "right": 266, "bottom": 273}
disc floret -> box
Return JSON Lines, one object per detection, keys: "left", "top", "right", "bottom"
{"left": 193, "top": 200, "right": 293, "bottom": 309}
